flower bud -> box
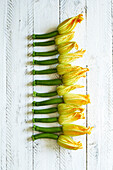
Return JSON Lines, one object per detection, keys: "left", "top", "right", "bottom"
{"left": 57, "top": 135, "right": 83, "bottom": 150}
{"left": 57, "top": 85, "right": 84, "bottom": 96}
{"left": 58, "top": 103, "right": 85, "bottom": 115}
{"left": 57, "top": 14, "right": 84, "bottom": 34}
{"left": 58, "top": 49, "right": 86, "bottom": 64}
{"left": 63, "top": 94, "right": 90, "bottom": 106}
{"left": 62, "top": 124, "right": 94, "bottom": 136}
{"left": 58, "top": 112, "right": 85, "bottom": 125}
{"left": 57, "top": 64, "right": 82, "bottom": 75}
{"left": 55, "top": 32, "right": 75, "bottom": 45}
{"left": 62, "top": 68, "right": 89, "bottom": 85}
{"left": 57, "top": 42, "right": 78, "bottom": 55}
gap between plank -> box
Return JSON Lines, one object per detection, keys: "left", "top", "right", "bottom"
{"left": 85, "top": 0, "right": 88, "bottom": 169}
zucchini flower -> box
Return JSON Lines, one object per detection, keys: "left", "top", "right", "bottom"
{"left": 63, "top": 94, "right": 90, "bottom": 106}
{"left": 32, "top": 104, "right": 84, "bottom": 115}
{"left": 57, "top": 14, "right": 84, "bottom": 34}
{"left": 33, "top": 84, "right": 83, "bottom": 98}
{"left": 57, "top": 41, "right": 78, "bottom": 55}
{"left": 32, "top": 133, "right": 82, "bottom": 150}
{"left": 32, "top": 14, "right": 84, "bottom": 39}
{"left": 62, "top": 67, "right": 89, "bottom": 85}
{"left": 62, "top": 124, "right": 94, "bottom": 136}
{"left": 32, "top": 124, "right": 93, "bottom": 136}
{"left": 58, "top": 49, "right": 86, "bottom": 64}
{"left": 55, "top": 32, "right": 74, "bottom": 45}
{"left": 58, "top": 112, "right": 85, "bottom": 125}
{"left": 57, "top": 64, "right": 81, "bottom": 75}
{"left": 58, "top": 103, "right": 85, "bottom": 115}
{"left": 57, "top": 135, "right": 83, "bottom": 150}
{"left": 56, "top": 84, "right": 84, "bottom": 96}
{"left": 32, "top": 64, "right": 81, "bottom": 75}
{"left": 32, "top": 94, "right": 90, "bottom": 107}
{"left": 33, "top": 49, "right": 86, "bottom": 65}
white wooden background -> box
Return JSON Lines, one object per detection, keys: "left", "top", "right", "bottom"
{"left": 0, "top": 0, "right": 113, "bottom": 170}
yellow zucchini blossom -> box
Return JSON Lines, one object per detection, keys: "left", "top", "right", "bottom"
{"left": 57, "top": 42, "right": 78, "bottom": 55}
{"left": 58, "top": 103, "right": 85, "bottom": 115}
{"left": 58, "top": 49, "right": 86, "bottom": 64}
{"left": 57, "top": 14, "right": 84, "bottom": 34}
{"left": 57, "top": 64, "right": 82, "bottom": 75}
{"left": 57, "top": 84, "right": 84, "bottom": 96}
{"left": 62, "top": 68, "right": 89, "bottom": 85}
{"left": 57, "top": 135, "right": 83, "bottom": 150}
{"left": 62, "top": 124, "right": 94, "bottom": 136}
{"left": 58, "top": 112, "right": 85, "bottom": 125}
{"left": 55, "top": 32, "right": 75, "bottom": 45}
{"left": 63, "top": 94, "right": 90, "bottom": 106}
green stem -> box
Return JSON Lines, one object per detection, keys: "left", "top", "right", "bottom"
{"left": 32, "top": 50, "right": 58, "bottom": 57}
{"left": 32, "top": 30, "right": 58, "bottom": 39}
{"left": 33, "top": 40, "right": 55, "bottom": 46}
{"left": 32, "top": 98, "right": 63, "bottom": 106}
{"left": 32, "top": 68, "right": 57, "bottom": 75}
{"left": 32, "top": 107, "right": 58, "bottom": 114}
{"left": 33, "top": 91, "right": 58, "bottom": 97}
{"left": 32, "top": 79, "right": 62, "bottom": 86}
{"left": 32, "top": 133, "right": 59, "bottom": 141}
{"left": 32, "top": 117, "right": 58, "bottom": 123}
{"left": 32, "top": 125, "right": 62, "bottom": 133}
{"left": 33, "top": 59, "right": 58, "bottom": 65}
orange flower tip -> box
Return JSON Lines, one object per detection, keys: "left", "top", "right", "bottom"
{"left": 87, "top": 126, "right": 94, "bottom": 134}
{"left": 77, "top": 14, "right": 84, "bottom": 23}
{"left": 75, "top": 43, "right": 79, "bottom": 50}
{"left": 78, "top": 142, "right": 83, "bottom": 149}
{"left": 83, "top": 49, "right": 86, "bottom": 52}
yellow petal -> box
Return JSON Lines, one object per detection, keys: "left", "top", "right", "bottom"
{"left": 63, "top": 94, "right": 90, "bottom": 106}
{"left": 57, "top": 135, "right": 83, "bottom": 150}
{"left": 58, "top": 112, "right": 85, "bottom": 125}
{"left": 57, "top": 14, "right": 84, "bottom": 34}
{"left": 57, "top": 84, "right": 84, "bottom": 96}
{"left": 57, "top": 42, "right": 78, "bottom": 55}
{"left": 62, "top": 124, "right": 94, "bottom": 136}
{"left": 62, "top": 68, "right": 89, "bottom": 85}
{"left": 55, "top": 32, "right": 75, "bottom": 45}
{"left": 57, "top": 64, "right": 81, "bottom": 75}
{"left": 58, "top": 103, "right": 85, "bottom": 115}
{"left": 58, "top": 49, "right": 86, "bottom": 64}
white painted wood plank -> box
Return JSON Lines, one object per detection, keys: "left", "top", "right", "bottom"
{"left": 59, "top": 1, "right": 87, "bottom": 170}
{"left": 0, "top": 0, "right": 6, "bottom": 169}
{"left": 0, "top": 0, "right": 112, "bottom": 170}
{"left": 0, "top": 0, "right": 34, "bottom": 169}
{"left": 33, "top": 1, "right": 60, "bottom": 170}
{"left": 87, "top": 0, "right": 113, "bottom": 169}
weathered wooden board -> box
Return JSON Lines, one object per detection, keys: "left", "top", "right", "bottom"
{"left": 87, "top": 0, "right": 113, "bottom": 170}
{"left": 0, "top": 0, "right": 113, "bottom": 170}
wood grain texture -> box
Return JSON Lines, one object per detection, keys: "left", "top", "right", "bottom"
{"left": 0, "top": 0, "right": 112, "bottom": 170}
{"left": 33, "top": 1, "right": 60, "bottom": 170}
{"left": 0, "top": 0, "right": 34, "bottom": 169}
{"left": 59, "top": 1, "right": 87, "bottom": 170}
{"left": 0, "top": 0, "right": 6, "bottom": 169}
{"left": 87, "top": 0, "right": 113, "bottom": 169}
